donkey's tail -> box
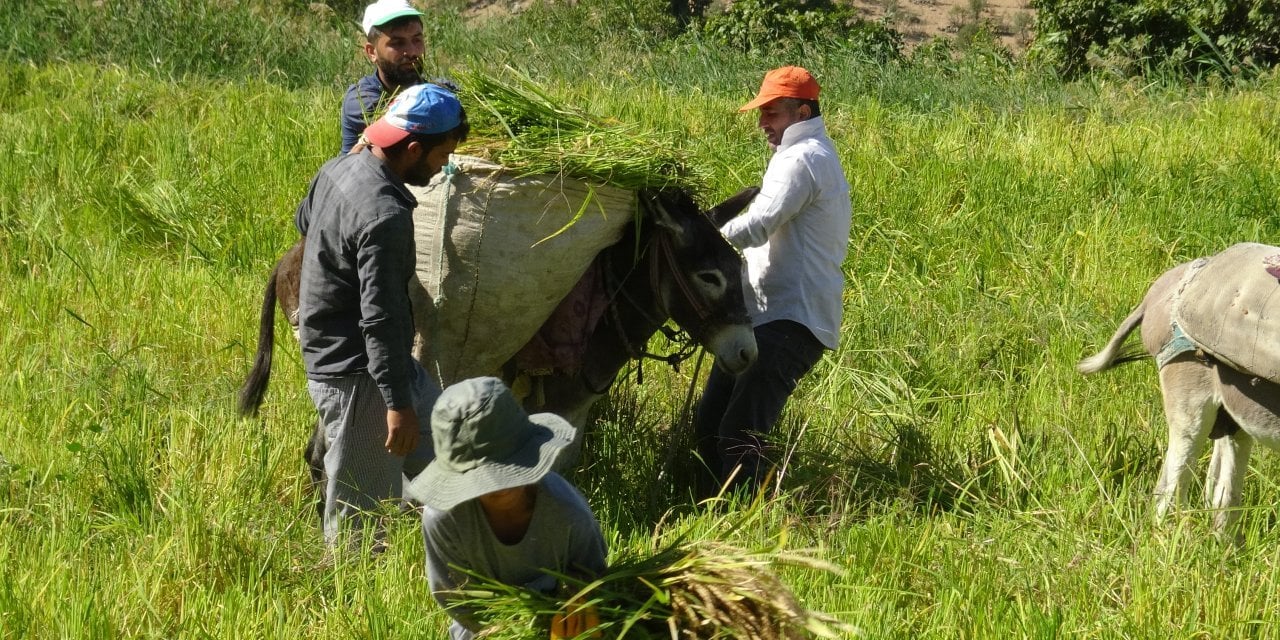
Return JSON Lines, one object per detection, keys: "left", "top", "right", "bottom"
{"left": 238, "top": 262, "right": 280, "bottom": 417}
{"left": 1077, "top": 302, "right": 1147, "bottom": 374}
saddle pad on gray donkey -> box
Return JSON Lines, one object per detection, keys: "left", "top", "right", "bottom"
{"left": 1173, "top": 242, "right": 1280, "bottom": 385}
{"left": 408, "top": 155, "right": 636, "bottom": 386}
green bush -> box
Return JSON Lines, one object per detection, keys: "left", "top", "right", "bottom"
{"left": 1030, "top": 0, "right": 1280, "bottom": 78}
{"left": 474, "top": 0, "right": 684, "bottom": 49}
{"left": 701, "top": 0, "right": 903, "bottom": 61}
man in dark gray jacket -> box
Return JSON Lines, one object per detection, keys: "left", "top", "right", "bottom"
{"left": 296, "top": 83, "right": 468, "bottom": 550}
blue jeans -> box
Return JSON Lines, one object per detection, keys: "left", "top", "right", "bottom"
{"left": 694, "top": 320, "right": 825, "bottom": 494}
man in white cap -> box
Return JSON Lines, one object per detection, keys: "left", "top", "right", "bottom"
{"left": 408, "top": 377, "right": 606, "bottom": 640}
{"left": 693, "top": 66, "right": 852, "bottom": 496}
{"left": 297, "top": 83, "right": 469, "bottom": 550}
{"left": 340, "top": 0, "right": 428, "bottom": 154}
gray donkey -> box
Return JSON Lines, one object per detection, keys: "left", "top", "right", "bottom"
{"left": 1078, "top": 243, "right": 1280, "bottom": 536}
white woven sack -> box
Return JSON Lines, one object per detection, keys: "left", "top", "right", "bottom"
{"left": 1173, "top": 242, "right": 1280, "bottom": 384}
{"left": 408, "top": 155, "right": 636, "bottom": 385}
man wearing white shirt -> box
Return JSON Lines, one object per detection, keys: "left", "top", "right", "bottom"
{"left": 695, "top": 66, "right": 852, "bottom": 496}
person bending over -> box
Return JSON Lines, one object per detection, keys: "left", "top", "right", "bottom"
{"left": 408, "top": 377, "right": 606, "bottom": 639}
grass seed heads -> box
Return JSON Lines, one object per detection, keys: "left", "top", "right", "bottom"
{"left": 447, "top": 535, "right": 853, "bottom": 639}
{"left": 455, "top": 68, "right": 706, "bottom": 194}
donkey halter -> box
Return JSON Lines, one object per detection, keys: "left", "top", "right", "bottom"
{"left": 595, "top": 194, "right": 724, "bottom": 383}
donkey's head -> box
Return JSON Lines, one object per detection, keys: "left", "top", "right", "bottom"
{"left": 640, "top": 187, "right": 760, "bottom": 374}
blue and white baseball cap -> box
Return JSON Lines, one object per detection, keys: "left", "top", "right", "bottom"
{"left": 363, "top": 83, "right": 462, "bottom": 148}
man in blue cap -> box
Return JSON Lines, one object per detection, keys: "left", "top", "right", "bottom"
{"left": 297, "top": 83, "right": 470, "bottom": 551}
{"left": 340, "top": 0, "right": 428, "bottom": 154}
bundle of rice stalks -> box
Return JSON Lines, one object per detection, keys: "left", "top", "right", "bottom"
{"left": 453, "top": 67, "right": 707, "bottom": 194}
{"left": 443, "top": 500, "right": 856, "bottom": 639}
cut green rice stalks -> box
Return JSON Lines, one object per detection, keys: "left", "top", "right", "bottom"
{"left": 442, "top": 498, "right": 856, "bottom": 639}
{"left": 454, "top": 67, "right": 707, "bottom": 194}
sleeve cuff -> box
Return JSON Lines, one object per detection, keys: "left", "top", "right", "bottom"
{"left": 379, "top": 383, "right": 413, "bottom": 411}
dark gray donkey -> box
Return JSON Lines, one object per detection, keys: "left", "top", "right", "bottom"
{"left": 238, "top": 187, "right": 760, "bottom": 517}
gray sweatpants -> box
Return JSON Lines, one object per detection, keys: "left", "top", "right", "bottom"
{"left": 308, "top": 361, "right": 440, "bottom": 547}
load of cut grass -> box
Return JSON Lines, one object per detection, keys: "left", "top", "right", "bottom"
{"left": 442, "top": 498, "right": 856, "bottom": 639}
{"left": 451, "top": 67, "right": 707, "bottom": 195}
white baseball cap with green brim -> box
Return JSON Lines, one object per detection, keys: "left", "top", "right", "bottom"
{"left": 406, "top": 377, "right": 576, "bottom": 511}
{"left": 362, "top": 0, "right": 424, "bottom": 35}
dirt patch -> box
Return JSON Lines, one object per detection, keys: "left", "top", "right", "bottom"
{"left": 462, "top": 0, "right": 541, "bottom": 21}
{"left": 847, "top": 0, "right": 1035, "bottom": 52}
{"left": 460, "top": 0, "right": 1036, "bottom": 53}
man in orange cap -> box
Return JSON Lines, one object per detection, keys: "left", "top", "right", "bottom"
{"left": 694, "top": 66, "right": 852, "bottom": 495}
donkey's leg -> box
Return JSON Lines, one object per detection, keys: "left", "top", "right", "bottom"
{"left": 1203, "top": 437, "right": 1223, "bottom": 512}
{"left": 512, "top": 372, "right": 599, "bottom": 472}
{"left": 305, "top": 419, "right": 327, "bottom": 523}
{"left": 1209, "top": 365, "right": 1280, "bottom": 538}
{"left": 1202, "top": 406, "right": 1240, "bottom": 510}
{"left": 1153, "top": 358, "right": 1218, "bottom": 522}
{"left": 1205, "top": 432, "right": 1253, "bottom": 537}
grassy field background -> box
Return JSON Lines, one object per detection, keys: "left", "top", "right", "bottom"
{"left": 2, "top": 0, "right": 1280, "bottom": 637}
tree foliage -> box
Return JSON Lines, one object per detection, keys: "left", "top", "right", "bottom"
{"left": 700, "top": 0, "right": 903, "bottom": 61}
{"left": 1030, "top": 0, "right": 1280, "bottom": 77}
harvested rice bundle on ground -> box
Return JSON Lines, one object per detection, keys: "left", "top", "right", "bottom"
{"left": 444, "top": 503, "right": 855, "bottom": 639}
{"left": 453, "top": 67, "right": 708, "bottom": 194}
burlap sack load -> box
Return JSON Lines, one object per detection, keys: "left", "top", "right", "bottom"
{"left": 1173, "top": 242, "right": 1280, "bottom": 384}
{"left": 408, "top": 155, "right": 636, "bottom": 385}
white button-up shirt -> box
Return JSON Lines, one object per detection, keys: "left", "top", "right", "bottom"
{"left": 720, "top": 116, "right": 851, "bottom": 349}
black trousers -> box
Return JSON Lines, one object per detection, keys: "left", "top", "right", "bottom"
{"left": 693, "top": 319, "right": 825, "bottom": 494}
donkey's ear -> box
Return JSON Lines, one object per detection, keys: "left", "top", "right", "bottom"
{"left": 641, "top": 189, "right": 687, "bottom": 237}
{"left": 705, "top": 186, "right": 760, "bottom": 227}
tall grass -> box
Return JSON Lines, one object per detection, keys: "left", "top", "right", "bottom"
{"left": 0, "top": 0, "right": 363, "bottom": 87}
{"left": 2, "top": 1, "right": 1280, "bottom": 637}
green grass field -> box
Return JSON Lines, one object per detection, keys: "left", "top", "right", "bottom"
{"left": 2, "top": 1, "right": 1280, "bottom": 637}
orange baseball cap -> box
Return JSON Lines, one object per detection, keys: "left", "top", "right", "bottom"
{"left": 738, "top": 66, "right": 821, "bottom": 112}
